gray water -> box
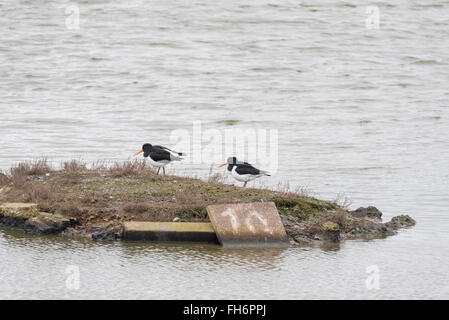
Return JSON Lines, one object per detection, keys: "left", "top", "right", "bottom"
{"left": 1, "top": 0, "right": 449, "bottom": 299}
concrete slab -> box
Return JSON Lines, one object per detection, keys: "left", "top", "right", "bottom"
{"left": 206, "top": 202, "right": 289, "bottom": 246}
{"left": 122, "top": 222, "right": 219, "bottom": 243}
{"left": 0, "top": 203, "right": 71, "bottom": 234}
{"left": 0, "top": 203, "right": 37, "bottom": 209}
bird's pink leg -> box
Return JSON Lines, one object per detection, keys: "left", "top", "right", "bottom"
{"left": 163, "top": 167, "right": 166, "bottom": 176}
{"left": 243, "top": 182, "right": 247, "bottom": 188}
{"left": 156, "top": 167, "right": 160, "bottom": 175}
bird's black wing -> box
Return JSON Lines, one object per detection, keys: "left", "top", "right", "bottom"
{"left": 149, "top": 150, "right": 171, "bottom": 162}
{"left": 153, "top": 145, "right": 184, "bottom": 156}
{"left": 153, "top": 145, "right": 168, "bottom": 150}
{"left": 235, "top": 163, "right": 260, "bottom": 175}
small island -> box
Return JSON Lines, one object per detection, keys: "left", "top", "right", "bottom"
{"left": 0, "top": 159, "right": 415, "bottom": 245}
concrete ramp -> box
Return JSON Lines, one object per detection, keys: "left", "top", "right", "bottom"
{"left": 123, "top": 202, "right": 288, "bottom": 246}
{"left": 206, "top": 202, "right": 288, "bottom": 246}
{"left": 123, "top": 222, "right": 218, "bottom": 243}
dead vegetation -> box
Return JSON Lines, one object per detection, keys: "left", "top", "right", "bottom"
{"left": 23, "top": 183, "right": 56, "bottom": 202}
{"left": 0, "top": 159, "right": 368, "bottom": 241}
{"left": 2, "top": 159, "right": 321, "bottom": 209}
{"left": 0, "top": 172, "right": 10, "bottom": 186}
{"left": 107, "top": 160, "right": 156, "bottom": 178}
{"left": 122, "top": 202, "right": 152, "bottom": 214}
{"left": 63, "top": 160, "right": 87, "bottom": 174}
{"left": 3, "top": 159, "right": 51, "bottom": 187}
{"left": 11, "top": 158, "right": 51, "bottom": 176}
{"left": 0, "top": 159, "right": 417, "bottom": 243}
{"left": 206, "top": 165, "right": 226, "bottom": 184}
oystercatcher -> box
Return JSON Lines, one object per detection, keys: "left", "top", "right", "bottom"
{"left": 133, "top": 143, "right": 185, "bottom": 175}
{"left": 218, "top": 156, "right": 270, "bottom": 187}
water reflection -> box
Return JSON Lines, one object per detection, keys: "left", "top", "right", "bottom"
{"left": 319, "top": 242, "right": 341, "bottom": 252}
{"left": 0, "top": 225, "right": 98, "bottom": 250}
{"left": 119, "top": 241, "right": 288, "bottom": 270}
{"left": 1, "top": 225, "right": 289, "bottom": 273}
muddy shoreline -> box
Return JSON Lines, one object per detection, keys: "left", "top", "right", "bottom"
{"left": 0, "top": 160, "right": 416, "bottom": 245}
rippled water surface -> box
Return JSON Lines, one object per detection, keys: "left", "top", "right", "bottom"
{"left": 1, "top": 0, "right": 449, "bottom": 299}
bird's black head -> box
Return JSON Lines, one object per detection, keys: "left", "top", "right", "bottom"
{"left": 142, "top": 143, "right": 152, "bottom": 157}
{"left": 134, "top": 143, "right": 152, "bottom": 157}
{"left": 226, "top": 156, "right": 237, "bottom": 171}
{"left": 218, "top": 156, "right": 238, "bottom": 171}
{"left": 227, "top": 156, "right": 237, "bottom": 165}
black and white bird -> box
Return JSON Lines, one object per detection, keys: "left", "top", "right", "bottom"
{"left": 218, "top": 156, "right": 270, "bottom": 188}
{"left": 133, "top": 143, "right": 185, "bottom": 175}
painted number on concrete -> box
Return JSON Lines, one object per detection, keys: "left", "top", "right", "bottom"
{"left": 206, "top": 202, "right": 288, "bottom": 244}
{"left": 221, "top": 209, "right": 240, "bottom": 233}
{"left": 221, "top": 209, "right": 270, "bottom": 234}
{"left": 246, "top": 210, "right": 271, "bottom": 234}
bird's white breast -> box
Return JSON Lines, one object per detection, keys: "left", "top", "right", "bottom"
{"left": 147, "top": 157, "right": 170, "bottom": 167}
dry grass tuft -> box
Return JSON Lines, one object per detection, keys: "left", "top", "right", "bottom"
{"left": 10, "top": 159, "right": 51, "bottom": 176}
{"left": 207, "top": 173, "right": 225, "bottom": 184}
{"left": 303, "top": 218, "right": 323, "bottom": 236}
{"left": 10, "top": 171, "right": 27, "bottom": 187}
{"left": 6, "top": 159, "right": 52, "bottom": 187}
{"left": 333, "top": 192, "right": 352, "bottom": 209}
{"left": 207, "top": 165, "right": 226, "bottom": 184}
{"left": 330, "top": 209, "right": 348, "bottom": 229}
{"left": 275, "top": 181, "right": 310, "bottom": 198}
{"left": 173, "top": 189, "right": 209, "bottom": 219}
{"left": 107, "top": 160, "right": 155, "bottom": 177}
{"left": 63, "top": 160, "right": 87, "bottom": 174}
{"left": 56, "top": 201, "right": 85, "bottom": 217}
{"left": 122, "top": 202, "right": 152, "bottom": 214}
{"left": 0, "top": 172, "right": 10, "bottom": 186}
{"left": 90, "top": 160, "right": 108, "bottom": 171}
{"left": 23, "top": 183, "right": 55, "bottom": 202}
{"left": 79, "top": 191, "right": 99, "bottom": 205}
{"left": 174, "top": 189, "right": 206, "bottom": 209}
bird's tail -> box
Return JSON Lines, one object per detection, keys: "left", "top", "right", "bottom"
{"left": 162, "top": 147, "right": 186, "bottom": 157}
{"left": 169, "top": 153, "right": 185, "bottom": 161}
{"left": 260, "top": 170, "right": 270, "bottom": 176}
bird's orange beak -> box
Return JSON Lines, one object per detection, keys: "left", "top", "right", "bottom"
{"left": 218, "top": 162, "right": 227, "bottom": 168}
{"left": 133, "top": 149, "right": 143, "bottom": 156}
